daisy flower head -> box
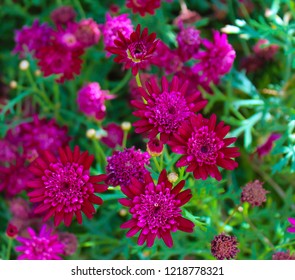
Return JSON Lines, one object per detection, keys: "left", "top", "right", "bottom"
{"left": 106, "top": 147, "right": 150, "bottom": 187}
{"left": 119, "top": 169, "right": 194, "bottom": 247}
{"left": 27, "top": 146, "right": 108, "bottom": 227}
{"left": 16, "top": 225, "right": 64, "bottom": 260}
{"left": 106, "top": 24, "right": 158, "bottom": 76}
{"left": 169, "top": 114, "right": 240, "bottom": 181}
{"left": 131, "top": 76, "right": 207, "bottom": 143}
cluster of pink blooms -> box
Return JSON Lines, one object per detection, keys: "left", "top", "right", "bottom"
{"left": 2, "top": 3, "right": 290, "bottom": 261}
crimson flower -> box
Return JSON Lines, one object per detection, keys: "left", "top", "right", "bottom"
{"left": 169, "top": 114, "right": 240, "bottom": 181}
{"left": 27, "top": 146, "right": 108, "bottom": 226}
{"left": 119, "top": 169, "right": 194, "bottom": 248}
{"left": 131, "top": 76, "right": 207, "bottom": 143}
{"left": 106, "top": 24, "right": 158, "bottom": 75}
{"left": 126, "top": 0, "right": 161, "bottom": 16}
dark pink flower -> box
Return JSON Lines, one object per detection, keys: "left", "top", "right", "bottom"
{"left": 287, "top": 217, "right": 295, "bottom": 233}
{"left": 19, "top": 116, "right": 70, "bottom": 161}
{"left": 35, "top": 41, "right": 84, "bottom": 83}
{"left": 173, "top": 9, "right": 201, "bottom": 27}
{"left": 58, "top": 232, "right": 78, "bottom": 256}
{"left": 13, "top": 19, "right": 53, "bottom": 58}
{"left": 0, "top": 139, "right": 17, "bottom": 166}
{"left": 177, "top": 26, "right": 201, "bottom": 62}
{"left": 253, "top": 39, "right": 279, "bottom": 60}
{"left": 193, "top": 31, "right": 235, "bottom": 90}
{"left": 53, "top": 23, "right": 81, "bottom": 51}
{"left": 126, "top": 0, "right": 161, "bottom": 16}
{"left": 9, "top": 198, "right": 31, "bottom": 219}
{"left": 169, "top": 114, "right": 240, "bottom": 181}
{"left": 151, "top": 41, "right": 183, "bottom": 74}
{"left": 119, "top": 169, "right": 194, "bottom": 247}
{"left": 256, "top": 134, "right": 281, "bottom": 158}
{"left": 106, "top": 24, "right": 158, "bottom": 75}
{"left": 131, "top": 76, "right": 207, "bottom": 143}
{"left": 77, "top": 82, "right": 115, "bottom": 121}
{"left": 6, "top": 223, "right": 18, "bottom": 238}
{"left": 101, "top": 123, "right": 124, "bottom": 148}
{"left": 272, "top": 250, "right": 295, "bottom": 260}
{"left": 102, "top": 13, "right": 133, "bottom": 57}
{"left": 211, "top": 233, "right": 239, "bottom": 260}
{"left": 0, "top": 159, "right": 33, "bottom": 196}
{"left": 27, "top": 146, "right": 108, "bottom": 227}
{"left": 241, "top": 180, "right": 268, "bottom": 207}
{"left": 50, "top": 6, "right": 76, "bottom": 27}
{"left": 106, "top": 147, "right": 150, "bottom": 187}
{"left": 147, "top": 138, "right": 164, "bottom": 157}
{"left": 16, "top": 225, "right": 64, "bottom": 260}
{"left": 75, "top": 19, "right": 101, "bottom": 48}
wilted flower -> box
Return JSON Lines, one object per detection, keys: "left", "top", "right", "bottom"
{"left": 272, "top": 250, "right": 295, "bottom": 260}
{"left": 169, "top": 114, "right": 240, "bottom": 181}
{"left": 75, "top": 19, "right": 101, "bottom": 48}
{"left": 27, "top": 146, "right": 108, "bottom": 226}
{"left": 119, "top": 169, "right": 194, "bottom": 247}
{"left": 241, "top": 180, "right": 268, "bottom": 207}
{"left": 50, "top": 6, "right": 76, "bottom": 27}
{"left": 58, "top": 232, "right": 78, "bottom": 256}
{"left": 211, "top": 233, "right": 239, "bottom": 260}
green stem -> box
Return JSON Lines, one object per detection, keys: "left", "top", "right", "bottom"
{"left": 111, "top": 71, "right": 132, "bottom": 94}
{"left": 6, "top": 237, "right": 13, "bottom": 260}
{"left": 152, "top": 157, "right": 162, "bottom": 172}
{"left": 74, "top": 0, "right": 86, "bottom": 18}
{"left": 220, "top": 204, "right": 240, "bottom": 232}
{"left": 122, "top": 130, "right": 128, "bottom": 149}
{"left": 135, "top": 73, "right": 142, "bottom": 87}
{"left": 93, "top": 140, "right": 106, "bottom": 170}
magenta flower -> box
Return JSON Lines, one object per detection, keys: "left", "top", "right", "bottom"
{"left": 169, "top": 114, "right": 240, "bottom": 181}
{"left": 0, "top": 139, "right": 17, "bottom": 165}
{"left": 126, "top": 0, "right": 161, "bottom": 16}
{"left": 0, "top": 159, "right": 33, "bottom": 196}
{"left": 211, "top": 233, "right": 239, "bottom": 260}
{"left": 106, "top": 24, "right": 158, "bottom": 75}
{"left": 151, "top": 41, "right": 183, "bottom": 74}
{"left": 119, "top": 169, "right": 194, "bottom": 247}
{"left": 19, "top": 116, "right": 70, "bottom": 161}
{"left": 241, "top": 180, "right": 268, "bottom": 207}
{"left": 106, "top": 147, "right": 150, "bottom": 187}
{"left": 54, "top": 23, "right": 81, "bottom": 51}
{"left": 75, "top": 18, "right": 101, "bottom": 48}
{"left": 102, "top": 13, "right": 133, "bottom": 57}
{"left": 176, "top": 26, "right": 201, "bottom": 62}
{"left": 13, "top": 19, "right": 53, "bottom": 58}
{"left": 16, "top": 225, "right": 65, "bottom": 260}
{"left": 193, "top": 31, "right": 236, "bottom": 90}
{"left": 27, "top": 146, "right": 108, "bottom": 226}
{"left": 35, "top": 41, "right": 84, "bottom": 83}
{"left": 50, "top": 6, "right": 76, "bottom": 27}
{"left": 77, "top": 82, "right": 115, "bottom": 121}
{"left": 6, "top": 223, "right": 18, "bottom": 238}
{"left": 58, "top": 232, "right": 78, "bottom": 256}
{"left": 287, "top": 218, "right": 295, "bottom": 233}
{"left": 256, "top": 133, "right": 281, "bottom": 158}
{"left": 101, "top": 123, "right": 124, "bottom": 148}
{"left": 131, "top": 76, "right": 207, "bottom": 143}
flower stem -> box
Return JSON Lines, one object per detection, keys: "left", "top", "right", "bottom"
{"left": 220, "top": 204, "right": 240, "bottom": 232}
{"left": 111, "top": 71, "right": 132, "bottom": 94}
{"left": 122, "top": 130, "right": 128, "bottom": 149}
{"left": 6, "top": 237, "right": 13, "bottom": 260}
{"left": 74, "top": 0, "right": 86, "bottom": 18}
{"left": 135, "top": 73, "right": 142, "bottom": 87}
{"left": 152, "top": 157, "right": 162, "bottom": 172}
{"left": 92, "top": 139, "right": 106, "bottom": 170}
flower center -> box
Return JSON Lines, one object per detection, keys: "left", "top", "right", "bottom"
{"left": 62, "top": 33, "right": 77, "bottom": 47}
{"left": 42, "top": 162, "right": 93, "bottom": 212}
{"left": 187, "top": 126, "right": 224, "bottom": 165}
{"left": 132, "top": 183, "right": 181, "bottom": 233}
{"left": 148, "top": 91, "right": 191, "bottom": 134}
{"left": 126, "top": 42, "right": 147, "bottom": 63}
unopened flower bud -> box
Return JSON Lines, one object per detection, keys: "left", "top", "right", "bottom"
{"left": 119, "top": 209, "right": 128, "bottom": 217}
{"left": 86, "top": 128, "right": 96, "bottom": 139}
{"left": 147, "top": 138, "right": 163, "bottom": 157}
{"left": 168, "top": 172, "right": 178, "bottom": 183}
{"left": 19, "top": 60, "right": 29, "bottom": 71}
{"left": 6, "top": 223, "right": 18, "bottom": 239}
{"left": 9, "top": 80, "right": 17, "bottom": 89}
{"left": 121, "top": 121, "right": 131, "bottom": 131}
{"left": 35, "top": 69, "right": 41, "bottom": 76}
